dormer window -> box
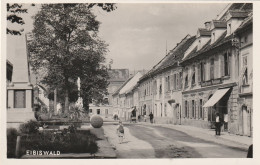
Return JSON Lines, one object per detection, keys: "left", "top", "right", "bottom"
{"left": 228, "top": 23, "right": 231, "bottom": 35}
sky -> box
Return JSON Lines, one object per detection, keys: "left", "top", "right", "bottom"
{"left": 7, "top": 3, "right": 228, "bottom": 71}
{"left": 94, "top": 3, "right": 228, "bottom": 71}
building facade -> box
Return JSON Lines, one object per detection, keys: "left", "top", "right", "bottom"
{"left": 235, "top": 14, "right": 253, "bottom": 136}
{"left": 179, "top": 5, "right": 252, "bottom": 135}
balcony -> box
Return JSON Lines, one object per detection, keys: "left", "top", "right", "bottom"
{"left": 201, "top": 78, "right": 222, "bottom": 87}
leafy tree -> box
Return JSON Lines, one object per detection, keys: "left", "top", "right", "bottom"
{"left": 7, "top": 3, "right": 36, "bottom": 35}
{"left": 29, "top": 3, "right": 115, "bottom": 114}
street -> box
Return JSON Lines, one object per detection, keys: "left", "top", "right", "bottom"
{"left": 103, "top": 123, "right": 247, "bottom": 158}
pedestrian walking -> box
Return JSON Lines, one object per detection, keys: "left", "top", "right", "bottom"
{"left": 149, "top": 112, "right": 154, "bottom": 124}
{"left": 215, "top": 113, "right": 221, "bottom": 135}
{"left": 116, "top": 121, "right": 124, "bottom": 144}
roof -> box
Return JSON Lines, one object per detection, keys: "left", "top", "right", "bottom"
{"left": 112, "top": 76, "right": 133, "bottom": 96}
{"left": 229, "top": 3, "right": 252, "bottom": 11}
{"left": 119, "top": 72, "right": 143, "bottom": 95}
{"left": 198, "top": 28, "right": 211, "bottom": 36}
{"left": 181, "top": 30, "right": 233, "bottom": 64}
{"left": 228, "top": 10, "right": 249, "bottom": 18}
{"left": 212, "top": 20, "right": 227, "bottom": 28}
{"left": 139, "top": 35, "right": 196, "bottom": 82}
{"left": 235, "top": 14, "right": 253, "bottom": 34}
{"left": 219, "top": 3, "right": 252, "bottom": 20}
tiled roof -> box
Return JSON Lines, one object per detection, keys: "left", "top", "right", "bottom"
{"left": 181, "top": 31, "right": 233, "bottom": 64}
{"left": 235, "top": 14, "right": 252, "bottom": 34}
{"left": 212, "top": 20, "right": 227, "bottom": 28}
{"left": 228, "top": 10, "right": 249, "bottom": 18}
{"left": 198, "top": 28, "right": 211, "bottom": 36}
{"left": 112, "top": 76, "right": 133, "bottom": 96}
{"left": 139, "top": 35, "right": 196, "bottom": 81}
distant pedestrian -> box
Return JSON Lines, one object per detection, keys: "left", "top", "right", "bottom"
{"left": 149, "top": 112, "right": 154, "bottom": 124}
{"left": 215, "top": 113, "right": 221, "bottom": 135}
{"left": 116, "top": 121, "right": 124, "bottom": 144}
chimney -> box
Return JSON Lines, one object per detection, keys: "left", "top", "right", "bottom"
{"left": 204, "top": 21, "right": 211, "bottom": 30}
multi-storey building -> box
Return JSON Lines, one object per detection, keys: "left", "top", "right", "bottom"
{"left": 138, "top": 35, "right": 196, "bottom": 124}
{"left": 112, "top": 72, "right": 143, "bottom": 121}
{"left": 179, "top": 4, "right": 252, "bottom": 135}
{"left": 235, "top": 14, "right": 253, "bottom": 136}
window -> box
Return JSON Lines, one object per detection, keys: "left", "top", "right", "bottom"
{"left": 192, "top": 100, "right": 195, "bottom": 118}
{"left": 89, "top": 109, "right": 92, "bottom": 113}
{"left": 14, "top": 90, "right": 26, "bottom": 108}
{"left": 185, "top": 75, "right": 188, "bottom": 88}
{"left": 210, "top": 58, "right": 215, "bottom": 80}
{"left": 244, "top": 36, "right": 248, "bottom": 44}
{"left": 199, "top": 99, "right": 203, "bottom": 119}
{"left": 164, "top": 103, "right": 167, "bottom": 117}
{"left": 176, "top": 73, "right": 179, "bottom": 90}
{"left": 173, "top": 74, "right": 177, "bottom": 90}
{"left": 192, "top": 66, "right": 196, "bottom": 85}
{"left": 179, "top": 72, "right": 183, "bottom": 89}
{"left": 97, "top": 109, "right": 100, "bottom": 114}
{"left": 224, "top": 52, "right": 230, "bottom": 76}
{"left": 185, "top": 101, "right": 188, "bottom": 117}
{"left": 167, "top": 76, "right": 170, "bottom": 91}
{"left": 242, "top": 56, "right": 248, "bottom": 85}
{"left": 159, "top": 84, "right": 162, "bottom": 94}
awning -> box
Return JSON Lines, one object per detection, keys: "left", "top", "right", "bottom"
{"left": 127, "top": 108, "right": 135, "bottom": 113}
{"left": 203, "top": 88, "right": 230, "bottom": 108}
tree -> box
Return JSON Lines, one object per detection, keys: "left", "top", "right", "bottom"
{"left": 29, "top": 3, "right": 115, "bottom": 114}
{"left": 7, "top": 3, "right": 35, "bottom": 35}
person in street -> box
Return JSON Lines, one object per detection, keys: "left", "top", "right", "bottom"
{"left": 116, "top": 121, "right": 124, "bottom": 144}
{"left": 149, "top": 112, "right": 154, "bottom": 124}
{"left": 215, "top": 113, "right": 221, "bottom": 135}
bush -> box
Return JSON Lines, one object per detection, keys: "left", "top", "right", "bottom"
{"left": 19, "top": 120, "right": 40, "bottom": 134}
{"left": 7, "top": 128, "right": 18, "bottom": 158}
{"left": 20, "top": 130, "right": 98, "bottom": 155}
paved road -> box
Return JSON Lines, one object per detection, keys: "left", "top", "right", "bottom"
{"left": 103, "top": 123, "right": 247, "bottom": 158}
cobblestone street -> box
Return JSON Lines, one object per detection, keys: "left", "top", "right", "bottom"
{"left": 103, "top": 122, "right": 249, "bottom": 158}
